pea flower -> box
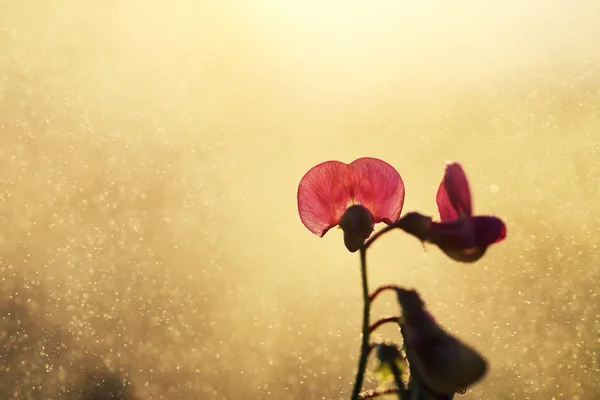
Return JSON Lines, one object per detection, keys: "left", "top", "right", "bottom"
{"left": 397, "top": 163, "right": 506, "bottom": 262}
{"left": 297, "top": 157, "right": 405, "bottom": 252}
{"left": 395, "top": 288, "right": 488, "bottom": 396}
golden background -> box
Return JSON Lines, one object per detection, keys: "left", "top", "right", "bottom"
{"left": 1, "top": 1, "right": 599, "bottom": 398}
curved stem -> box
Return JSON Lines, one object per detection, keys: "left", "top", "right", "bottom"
{"left": 351, "top": 247, "right": 371, "bottom": 400}
{"left": 369, "top": 284, "right": 400, "bottom": 303}
{"left": 363, "top": 224, "right": 398, "bottom": 250}
{"left": 369, "top": 316, "right": 401, "bottom": 333}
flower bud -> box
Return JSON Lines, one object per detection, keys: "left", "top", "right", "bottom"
{"left": 396, "top": 288, "right": 487, "bottom": 395}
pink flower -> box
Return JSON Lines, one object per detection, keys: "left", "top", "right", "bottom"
{"left": 396, "top": 288, "right": 488, "bottom": 395}
{"left": 397, "top": 163, "right": 506, "bottom": 262}
{"left": 436, "top": 163, "right": 473, "bottom": 222}
{"left": 297, "top": 157, "right": 405, "bottom": 252}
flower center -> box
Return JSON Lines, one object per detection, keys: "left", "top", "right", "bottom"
{"left": 338, "top": 205, "right": 374, "bottom": 252}
{"left": 339, "top": 204, "right": 374, "bottom": 239}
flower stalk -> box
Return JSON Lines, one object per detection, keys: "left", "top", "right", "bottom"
{"left": 351, "top": 247, "right": 371, "bottom": 400}
{"left": 297, "top": 159, "right": 506, "bottom": 400}
{"left": 369, "top": 316, "right": 401, "bottom": 333}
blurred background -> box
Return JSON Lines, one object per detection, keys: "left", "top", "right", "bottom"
{"left": 1, "top": 0, "right": 599, "bottom": 398}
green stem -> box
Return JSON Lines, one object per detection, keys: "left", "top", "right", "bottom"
{"left": 390, "top": 363, "right": 409, "bottom": 400}
{"left": 351, "top": 223, "right": 402, "bottom": 399}
{"left": 351, "top": 247, "right": 370, "bottom": 400}
{"left": 363, "top": 224, "right": 397, "bottom": 250}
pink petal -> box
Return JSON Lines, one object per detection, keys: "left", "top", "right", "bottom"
{"left": 436, "top": 163, "right": 472, "bottom": 221}
{"left": 347, "top": 157, "right": 405, "bottom": 225}
{"left": 297, "top": 161, "right": 351, "bottom": 236}
{"left": 430, "top": 216, "right": 506, "bottom": 249}
{"left": 473, "top": 216, "right": 506, "bottom": 247}
{"left": 429, "top": 219, "right": 477, "bottom": 250}
{"left": 426, "top": 216, "right": 506, "bottom": 262}
{"left": 297, "top": 158, "right": 405, "bottom": 237}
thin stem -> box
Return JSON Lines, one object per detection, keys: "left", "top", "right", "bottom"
{"left": 390, "top": 362, "right": 409, "bottom": 400}
{"left": 350, "top": 223, "right": 404, "bottom": 399}
{"left": 369, "top": 316, "right": 401, "bottom": 333}
{"left": 369, "top": 284, "right": 400, "bottom": 303}
{"left": 358, "top": 387, "right": 400, "bottom": 399}
{"left": 363, "top": 224, "right": 398, "bottom": 250}
{"left": 351, "top": 247, "right": 371, "bottom": 400}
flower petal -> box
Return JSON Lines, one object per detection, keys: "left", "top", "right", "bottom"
{"left": 473, "top": 216, "right": 507, "bottom": 246}
{"left": 432, "top": 216, "right": 505, "bottom": 249}
{"left": 436, "top": 163, "right": 472, "bottom": 221}
{"left": 427, "top": 216, "right": 506, "bottom": 262}
{"left": 429, "top": 218, "right": 477, "bottom": 250}
{"left": 347, "top": 157, "right": 405, "bottom": 225}
{"left": 297, "top": 160, "right": 351, "bottom": 236}
{"left": 297, "top": 158, "right": 405, "bottom": 237}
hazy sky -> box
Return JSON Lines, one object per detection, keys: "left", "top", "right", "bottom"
{"left": 1, "top": 1, "right": 599, "bottom": 399}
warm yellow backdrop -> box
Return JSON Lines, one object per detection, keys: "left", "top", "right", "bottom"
{"left": 1, "top": 1, "right": 599, "bottom": 398}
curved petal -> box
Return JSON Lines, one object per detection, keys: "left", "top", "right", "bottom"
{"left": 297, "top": 157, "right": 405, "bottom": 237}
{"left": 439, "top": 244, "right": 487, "bottom": 263}
{"left": 347, "top": 157, "right": 405, "bottom": 225}
{"left": 473, "top": 216, "right": 506, "bottom": 247}
{"left": 427, "top": 216, "right": 506, "bottom": 262}
{"left": 429, "top": 218, "right": 476, "bottom": 250}
{"left": 436, "top": 163, "right": 472, "bottom": 221}
{"left": 297, "top": 160, "right": 351, "bottom": 236}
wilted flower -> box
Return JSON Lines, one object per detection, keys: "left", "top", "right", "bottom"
{"left": 395, "top": 288, "right": 487, "bottom": 395}
{"left": 297, "top": 157, "right": 405, "bottom": 252}
{"left": 397, "top": 163, "right": 506, "bottom": 262}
